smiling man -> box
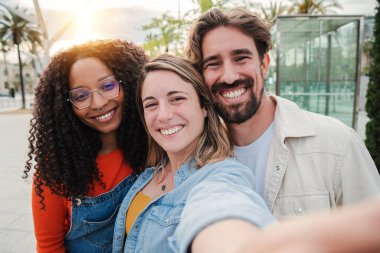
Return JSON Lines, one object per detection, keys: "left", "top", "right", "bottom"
{"left": 186, "top": 8, "right": 380, "bottom": 219}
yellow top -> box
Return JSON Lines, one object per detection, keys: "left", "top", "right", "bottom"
{"left": 126, "top": 191, "right": 152, "bottom": 234}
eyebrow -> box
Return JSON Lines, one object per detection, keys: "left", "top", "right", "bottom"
{"left": 231, "top": 48, "right": 253, "bottom": 56}
{"left": 202, "top": 55, "right": 219, "bottom": 68}
{"left": 71, "top": 75, "right": 114, "bottom": 89}
{"left": 202, "top": 48, "right": 254, "bottom": 68}
{"left": 98, "top": 75, "right": 115, "bottom": 82}
{"left": 142, "top": 90, "right": 189, "bottom": 103}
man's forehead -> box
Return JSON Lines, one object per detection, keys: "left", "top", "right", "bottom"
{"left": 201, "top": 26, "right": 257, "bottom": 59}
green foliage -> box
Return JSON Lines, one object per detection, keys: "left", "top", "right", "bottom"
{"left": 260, "top": 0, "right": 288, "bottom": 22}
{"left": 288, "top": 0, "right": 342, "bottom": 14}
{"left": 141, "top": 0, "right": 344, "bottom": 58}
{"left": 365, "top": 0, "right": 380, "bottom": 172}
{"left": 142, "top": 12, "right": 189, "bottom": 57}
{"left": 141, "top": 0, "right": 230, "bottom": 57}
{"left": 199, "top": 0, "right": 213, "bottom": 14}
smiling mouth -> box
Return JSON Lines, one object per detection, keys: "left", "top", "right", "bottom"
{"left": 95, "top": 110, "right": 114, "bottom": 122}
{"left": 220, "top": 87, "right": 247, "bottom": 99}
{"left": 160, "top": 125, "right": 183, "bottom": 136}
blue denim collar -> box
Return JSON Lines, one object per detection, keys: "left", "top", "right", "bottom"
{"left": 139, "top": 158, "right": 197, "bottom": 189}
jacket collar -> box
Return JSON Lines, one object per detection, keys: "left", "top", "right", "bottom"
{"left": 270, "top": 95, "right": 316, "bottom": 142}
{"left": 140, "top": 158, "right": 197, "bottom": 188}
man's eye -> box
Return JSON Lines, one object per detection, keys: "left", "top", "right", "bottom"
{"left": 204, "top": 62, "right": 220, "bottom": 69}
{"left": 235, "top": 56, "right": 249, "bottom": 62}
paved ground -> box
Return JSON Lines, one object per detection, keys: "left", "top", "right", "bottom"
{"left": 0, "top": 110, "right": 35, "bottom": 253}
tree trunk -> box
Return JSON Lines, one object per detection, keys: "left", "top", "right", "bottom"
{"left": 16, "top": 43, "right": 26, "bottom": 109}
{"left": 2, "top": 51, "right": 10, "bottom": 88}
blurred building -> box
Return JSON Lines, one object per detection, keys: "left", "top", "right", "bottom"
{"left": 0, "top": 60, "right": 38, "bottom": 96}
{"left": 268, "top": 15, "right": 373, "bottom": 131}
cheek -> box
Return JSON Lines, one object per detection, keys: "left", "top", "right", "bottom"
{"left": 144, "top": 113, "right": 155, "bottom": 134}
{"left": 72, "top": 106, "right": 85, "bottom": 119}
{"left": 203, "top": 71, "right": 216, "bottom": 88}
{"left": 118, "top": 88, "right": 125, "bottom": 104}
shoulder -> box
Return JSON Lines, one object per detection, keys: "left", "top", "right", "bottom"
{"left": 202, "top": 157, "right": 249, "bottom": 172}
{"left": 275, "top": 96, "right": 356, "bottom": 153}
{"left": 304, "top": 110, "right": 359, "bottom": 152}
{"left": 195, "top": 158, "right": 254, "bottom": 184}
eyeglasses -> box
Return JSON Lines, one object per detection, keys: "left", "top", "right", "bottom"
{"left": 67, "top": 76, "right": 122, "bottom": 110}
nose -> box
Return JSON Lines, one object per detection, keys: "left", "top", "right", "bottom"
{"left": 90, "top": 91, "right": 108, "bottom": 111}
{"left": 220, "top": 61, "right": 239, "bottom": 84}
{"left": 157, "top": 103, "right": 173, "bottom": 123}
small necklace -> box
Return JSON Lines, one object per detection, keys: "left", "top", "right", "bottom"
{"left": 154, "top": 160, "right": 169, "bottom": 192}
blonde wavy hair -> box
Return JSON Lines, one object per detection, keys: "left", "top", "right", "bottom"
{"left": 137, "top": 54, "right": 232, "bottom": 168}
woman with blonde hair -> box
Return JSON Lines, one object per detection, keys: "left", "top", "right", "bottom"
{"left": 113, "top": 54, "right": 380, "bottom": 253}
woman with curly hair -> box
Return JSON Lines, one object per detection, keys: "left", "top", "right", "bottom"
{"left": 23, "top": 39, "right": 148, "bottom": 253}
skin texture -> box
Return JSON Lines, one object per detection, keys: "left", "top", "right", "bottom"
{"left": 140, "top": 69, "right": 207, "bottom": 199}
{"left": 202, "top": 26, "right": 269, "bottom": 124}
{"left": 193, "top": 198, "right": 380, "bottom": 253}
{"left": 201, "top": 26, "right": 275, "bottom": 146}
{"left": 141, "top": 70, "right": 206, "bottom": 169}
{"left": 69, "top": 57, "right": 125, "bottom": 152}
{"left": 24, "top": 39, "right": 148, "bottom": 205}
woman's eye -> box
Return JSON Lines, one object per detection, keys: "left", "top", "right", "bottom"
{"left": 144, "top": 103, "right": 156, "bottom": 109}
{"left": 172, "top": 97, "right": 185, "bottom": 102}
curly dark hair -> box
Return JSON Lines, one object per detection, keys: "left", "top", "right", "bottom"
{"left": 23, "top": 39, "right": 148, "bottom": 208}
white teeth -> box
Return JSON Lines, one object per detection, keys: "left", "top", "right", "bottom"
{"left": 160, "top": 126, "right": 183, "bottom": 136}
{"left": 221, "top": 88, "right": 246, "bottom": 99}
{"left": 96, "top": 110, "right": 113, "bottom": 121}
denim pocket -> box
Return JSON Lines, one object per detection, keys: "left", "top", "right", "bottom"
{"left": 83, "top": 205, "right": 120, "bottom": 247}
{"left": 148, "top": 203, "right": 184, "bottom": 226}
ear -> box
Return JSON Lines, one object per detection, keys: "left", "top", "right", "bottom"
{"left": 203, "top": 108, "right": 207, "bottom": 118}
{"left": 260, "top": 53, "right": 270, "bottom": 79}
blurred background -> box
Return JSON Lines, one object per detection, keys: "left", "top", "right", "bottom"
{"left": 0, "top": 0, "right": 377, "bottom": 131}
{"left": 0, "top": 1, "right": 379, "bottom": 252}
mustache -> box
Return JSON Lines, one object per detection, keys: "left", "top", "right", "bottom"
{"left": 211, "top": 78, "right": 254, "bottom": 94}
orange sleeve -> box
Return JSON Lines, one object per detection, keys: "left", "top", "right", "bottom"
{"left": 32, "top": 184, "right": 68, "bottom": 253}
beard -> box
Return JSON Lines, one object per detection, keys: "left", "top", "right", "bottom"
{"left": 211, "top": 78, "right": 264, "bottom": 124}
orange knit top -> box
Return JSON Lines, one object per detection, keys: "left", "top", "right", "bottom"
{"left": 32, "top": 149, "right": 133, "bottom": 253}
{"left": 125, "top": 191, "right": 152, "bottom": 233}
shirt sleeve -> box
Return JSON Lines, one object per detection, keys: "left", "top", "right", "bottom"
{"left": 336, "top": 128, "right": 380, "bottom": 204}
{"left": 32, "top": 183, "right": 68, "bottom": 253}
{"left": 169, "top": 160, "right": 277, "bottom": 253}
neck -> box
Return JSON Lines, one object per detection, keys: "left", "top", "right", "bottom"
{"left": 166, "top": 152, "right": 192, "bottom": 175}
{"left": 99, "top": 131, "right": 118, "bottom": 154}
{"left": 228, "top": 95, "right": 276, "bottom": 147}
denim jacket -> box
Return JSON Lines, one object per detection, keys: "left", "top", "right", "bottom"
{"left": 112, "top": 158, "right": 276, "bottom": 253}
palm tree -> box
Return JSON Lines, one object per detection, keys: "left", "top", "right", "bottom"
{"left": 0, "top": 3, "right": 43, "bottom": 109}
{"left": 260, "top": 0, "right": 288, "bottom": 22}
{"left": 0, "top": 35, "right": 11, "bottom": 89}
{"left": 142, "top": 12, "right": 187, "bottom": 57}
{"left": 288, "top": 0, "right": 342, "bottom": 14}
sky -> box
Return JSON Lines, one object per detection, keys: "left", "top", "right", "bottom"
{"left": 1, "top": 0, "right": 378, "bottom": 59}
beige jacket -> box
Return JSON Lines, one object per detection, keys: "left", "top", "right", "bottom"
{"left": 265, "top": 96, "right": 380, "bottom": 220}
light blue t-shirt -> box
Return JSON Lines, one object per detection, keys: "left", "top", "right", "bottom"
{"left": 233, "top": 122, "right": 275, "bottom": 197}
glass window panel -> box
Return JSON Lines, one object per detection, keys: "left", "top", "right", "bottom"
{"left": 269, "top": 17, "right": 360, "bottom": 127}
